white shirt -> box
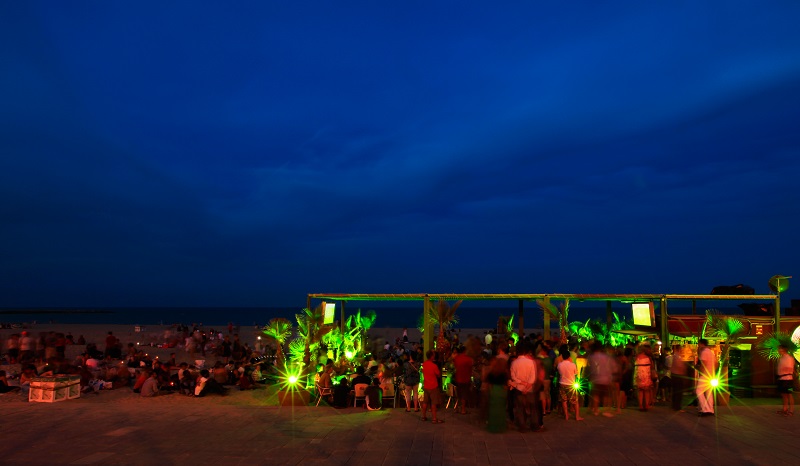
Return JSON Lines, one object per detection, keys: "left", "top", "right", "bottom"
{"left": 510, "top": 355, "right": 537, "bottom": 394}
{"left": 557, "top": 359, "right": 577, "bottom": 386}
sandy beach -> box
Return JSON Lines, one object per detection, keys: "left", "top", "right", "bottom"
{"left": 0, "top": 323, "right": 503, "bottom": 365}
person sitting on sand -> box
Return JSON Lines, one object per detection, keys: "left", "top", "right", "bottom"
{"left": 179, "top": 365, "right": 197, "bottom": 396}
{"left": 140, "top": 370, "right": 160, "bottom": 397}
{"left": 19, "top": 364, "right": 38, "bottom": 397}
{"left": 132, "top": 369, "right": 149, "bottom": 394}
{"left": 0, "top": 370, "right": 21, "bottom": 394}
{"left": 195, "top": 369, "right": 227, "bottom": 397}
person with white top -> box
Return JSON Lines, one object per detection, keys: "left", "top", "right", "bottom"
{"left": 695, "top": 339, "right": 716, "bottom": 417}
{"left": 557, "top": 348, "right": 584, "bottom": 421}
{"left": 776, "top": 345, "right": 796, "bottom": 416}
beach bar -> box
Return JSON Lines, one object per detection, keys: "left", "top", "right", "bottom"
{"left": 307, "top": 291, "right": 783, "bottom": 354}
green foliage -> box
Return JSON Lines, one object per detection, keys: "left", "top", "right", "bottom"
{"left": 758, "top": 332, "right": 800, "bottom": 360}
{"left": 418, "top": 300, "right": 462, "bottom": 335}
{"left": 703, "top": 310, "right": 746, "bottom": 369}
{"left": 262, "top": 318, "right": 292, "bottom": 343}
{"left": 565, "top": 312, "right": 635, "bottom": 346}
{"left": 262, "top": 317, "right": 293, "bottom": 366}
{"left": 703, "top": 310, "right": 746, "bottom": 341}
{"left": 506, "top": 315, "right": 519, "bottom": 346}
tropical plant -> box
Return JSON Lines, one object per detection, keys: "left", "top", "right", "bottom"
{"left": 505, "top": 315, "right": 519, "bottom": 346}
{"left": 758, "top": 332, "right": 800, "bottom": 360}
{"left": 703, "top": 310, "right": 746, "bottom": 371}
{"left": 566, "top": 313, "right": 636, "bottom": 346}
{"left": 262, "top": 317, "right": 292, "bottom": 367}
{"left": 537, "top": 299, "right": 570, "bottom": 343}
{"left": 295, "top": 305, "right": 335, "bottom": 365}
{"left": 422, "top": 300, "right": 462, "bottom": 354}
{"left": 346, "top": 308, "right": 376, "bottom": 354}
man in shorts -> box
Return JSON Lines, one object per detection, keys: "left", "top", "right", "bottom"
{"left": 777, "top": 345, "right": 796, "bottom": 416}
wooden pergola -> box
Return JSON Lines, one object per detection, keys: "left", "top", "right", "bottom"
{"left": 307, "top": 292, "right": 781, "bottom": 355}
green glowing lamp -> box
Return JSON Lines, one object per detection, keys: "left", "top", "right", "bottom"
{"left": 345, "top": 350, "right": 354, "bottom": 360}
{"left": 288, "top": 375, "right": 298, "bottom": 385}
{"left": 769, "top": 275, "right": 791, "bottom": 294}
{"left": 710, "top": 378, "right": 719, "bottom": 388}
{"left": 573, "top": 381, "right": 581, "bottom": 390}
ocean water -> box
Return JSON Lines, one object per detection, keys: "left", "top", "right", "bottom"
{"left": 0, "top": 303, "right": 748, "bottom": 329}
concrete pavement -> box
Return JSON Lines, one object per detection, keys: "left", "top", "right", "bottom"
{"left": 0, "top": 389, "right": 797, "bottom": 466}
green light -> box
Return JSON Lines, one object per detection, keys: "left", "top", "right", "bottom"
{"left": 345, "top": 350, "right": 354, "bottom": 360}
{"left": 573, "top": 381, "right": 581, "bottom": 390}
{"left": 710, "top": 378, "right": 719, "bottom": 388}
{"left": 288, "top": 375, "right": 298, "bottom": 385}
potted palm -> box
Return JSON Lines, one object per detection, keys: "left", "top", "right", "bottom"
{"left": 703, "top": 310, "right": 746, "bottom": 406}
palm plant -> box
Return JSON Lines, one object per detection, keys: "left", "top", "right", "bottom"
{"left": 537, "top": 299, "right": 570, "bottom": 343}
{"left": 295, "top": 305, "right": 334, "bottom": 365}
{"left": 346, "top": 308, "right": 376, "bottom": 354}
{"left": 758, "top": 332, "right": 800, "bottom": 360}
{"left": 421, "top": 300, "right": 462, "bottom": 354}
{"left": 505, "top": 315, "right": 519, "bottom": 346}
{"left": 703, "top": 310, "right": 746, "bottom": 369}
{"left": 262, "top": 317, "right": 292, "bottom": 367}
{"left": 703, "top": 310, "right": 746, "bottom": 405}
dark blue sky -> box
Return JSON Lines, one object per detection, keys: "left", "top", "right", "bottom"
{"left": 2, "top": 2, "right": 798, "bottom": 308}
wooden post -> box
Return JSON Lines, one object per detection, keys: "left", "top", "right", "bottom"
{"left": 518, "top": 299, "right": 524, "bottom": 338}
{"left": 543, "top": 296, "right": 551, "bottom": 340}
{"left": 660, "top": 296, "right": 669, "bottom": 346}
{"left": 341, "top": 301, "right": 346, "bottom": 334}
{"left": 423, "top": 296, "right": 431, "bottom": 355}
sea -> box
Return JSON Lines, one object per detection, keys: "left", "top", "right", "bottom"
{"left": 0, "top": 302, "right": 750, "bottom": 329}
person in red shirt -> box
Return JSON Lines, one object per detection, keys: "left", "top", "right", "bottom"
{"left": 452, "top": 346, "right": 474, "bottom": 415}
{"left": 421, "top": 350, "right": 443, "bottom": 423}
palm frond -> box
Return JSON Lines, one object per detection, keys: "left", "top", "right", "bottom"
{"left": 704, "top": 310, "right": 746, "bottom": 341}
{"left": 758, "top": 332, "right": 800, "bottom": 360}
{"left": 262, "top": 318, "right": 292, "bottom": 344}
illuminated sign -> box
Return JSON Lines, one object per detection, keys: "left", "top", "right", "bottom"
{"left": 323, "top": 302, "right": 336, "bottom": 325}
{"left": 632, "top": 302, "right": 655, "bottom": 327}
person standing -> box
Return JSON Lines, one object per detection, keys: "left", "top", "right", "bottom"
{"left": 421, "top": 350, "right": 443, "bottom": 424}
{"left": 634, "top": 345, "right": 654, "bottom": 411}
{"left": 509, "top": 341, "right": 543, "bottom": 432}
{"left": 776, "top": 344, "right": 796, "bottom": 416}
{"left": 670, "top": 345, "right": 689, "bottom": 412}
{"left": 696, "top": 339, "right": 716, "bottom": 417}
{"left": 403, "top": 353, "right": 421, "bottom": 412}
{"left": 588, "top": 342, "right": 615, "bottom": 417}
{"left": 452, "top": 346, "right": 474, "bottom": 415}
{"left": 557, "top": 348, "right": 584, "bottom": 421}
{"left": 18, "top": 331, "right": 34, "bottom": 364}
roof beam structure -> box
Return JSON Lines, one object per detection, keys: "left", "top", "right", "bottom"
{"left": 307, "top": 292, "right": 779, "bottom": 352}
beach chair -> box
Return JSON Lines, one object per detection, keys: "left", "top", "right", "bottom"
{"left": 353, "top": 383, "right": 369, "bottom": 407}
{"left": 315, "top": 383, "right": 332, "bottom": 407}
{"left": 445, "top": 383, "right": 459, "bottom": 410}
{"left": 382, "top": 382, "right": 398, "bottom": 408}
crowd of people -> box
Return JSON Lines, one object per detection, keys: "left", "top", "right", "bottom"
{"left": 2, "top": 324, "right": 796, "bottom": 426}
{"left": 0, "top": 326, "right": 278, "bottom": 399}
{"left": 311, "top": 329, "right": 793, "bottom": 433}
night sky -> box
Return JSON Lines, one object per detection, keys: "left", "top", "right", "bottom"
{"left": 2, "top": 3, "right": 799, "bottom": 309}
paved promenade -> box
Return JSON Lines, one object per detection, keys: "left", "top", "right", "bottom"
{"left": 0, "top": 390, "right": 797, "bottom": 466}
